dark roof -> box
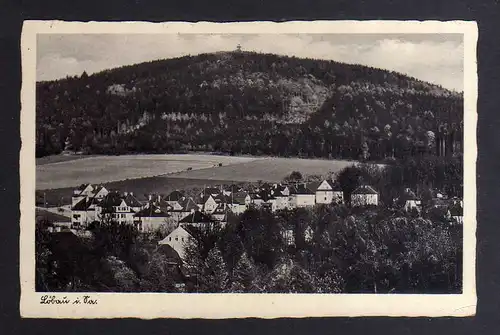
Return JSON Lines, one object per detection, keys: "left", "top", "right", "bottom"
{"left": 273, "top": 184, "right": 289, "bottom": 196}
{"left": 179, "top": 197, "right": 199, "bottom": 211}
{"left": 165, "top": 190, "right": 185, "bottom": 202}
{"left": 231, "top": 192, "right": 249, "bottom": 205}
{"left": 290, "top": 184, "right": 315, "bottom": 195}
{"left": 71, "top": 197, "right": 92, "bottom": 211}
{"left": 99, "top": 192, "right": 123, "bottom": 207}
{"left": 449, "top": 204, "right": 463, "bottom": 216}
{"left": 93, "top": 185, "right": 106, "bottom": 194}
{"left": 307, "top": 181, "right": 321, "bottom": 192}
{"left": 179, "top": 211, "right": 214, "bottom": 224}
{"left": 134, "top": 206, "right": 170, "bottom": 218}
{"left": 352, "top": 185, "right": 378, "bottom": 195}
{"left": 76, "top": 183, "right": 90, "bottom": 192}
{"left": 202, "top": 187, "right": 221, "bottom": 195}
{"left": 123, "top": 193, "right": 142, "bottom": 207}
{"left": 402, "top": 189, "right": 418, "bottom": 201}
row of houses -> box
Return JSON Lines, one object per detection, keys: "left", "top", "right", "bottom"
{"left": 70, "top": 180, "right": 381, "bottom": 230}
{"left": 71, "top": 180, "right": 463, "bottom": 234}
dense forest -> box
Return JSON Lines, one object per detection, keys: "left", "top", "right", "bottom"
{"left": 36, "top": 203, "right": 462, "bottom": 294}
{"left": 36, "top": 51, "right": 463, "bottom": 161}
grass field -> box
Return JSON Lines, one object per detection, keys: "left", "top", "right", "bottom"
{"left": 167, "top": 157, "right": 358, "bottom": 183}
{"left": 36, "top": 154, "right": 257, "bottom": 190}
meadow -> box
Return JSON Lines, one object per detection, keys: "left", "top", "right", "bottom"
{"left": 167, "top": 157, "right": 358, "bottom": 182}
{"left": 36, "top": 154, "right": 257, "bottom": 190}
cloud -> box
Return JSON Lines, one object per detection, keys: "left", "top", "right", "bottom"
{"left": 36, "top": 34, "right": 464, "bottom": 91}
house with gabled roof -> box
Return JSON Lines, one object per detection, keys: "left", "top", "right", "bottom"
{"left": 199, "top": 194, "right": 219, "bottom": 214}
{"left": 315, "top": 179, "right": 343, "bottom": 205}
{"left": 227, "top": 191, "right": 251, "bottom": 214}
{"left": 400, "top": 188, "right": 421, "bottom": 212}
{"left": 200, "top": 187, "right": 221, "bottom": 198}
{"left": 92, "top": 185, "right": 109, "bottom": 199}
{"left": 72, "top": 183, "right": 94, "bottom": 207}
{"left": 158, "top": 225, "right": 194, "bottom": 260}
{"left": 273, "top": 184, "right": 290, "bottom": 210}
{"left": 179, "top": 210, "right": 215, "bottom": 227}
{"left": 164, "top": 190, "right": 185, "bottom": 206}
{"left": 289, "top": 183, "right": 316, "bottom": 208}
{"left": 211, "top": 204, "right": 230, "bottom": 222}
{"left": 97, "top": 191, "right": 138, "bottom": 225}
{"left": 162, "top": 197, "right": 197, "bottom": 222}
{"left": 133, "top": 204, "right": 172, "bottom": 232}
{"left": 449, "top": 203, "right": 463, "bottom": 225}
{"left": 351, "top": 185, "right": 379, "bottom": 206}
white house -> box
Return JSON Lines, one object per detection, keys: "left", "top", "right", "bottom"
{"left": 200, "top": 195, "right": 218, "bottom": 214}
{"left": 133, "top": 205, "right": 172, "bottom": 232}
{"left": 289, "top": 184, "right": 316, "bottom": 208}
{"left": 273, "top": 185, "right": 290, "bottom": 210}
{"left": 315, "top": 179, "right": 344, "bottom": 205}
{"left": 178, "top": 211, "right": 215, "bottom": 227}
{"left": 72, "top": 184, "right": 94, "bottom": 207}
{"left": 351, "top": 185, "right": 379, "bottom": 206}
{"left": 449, "top": 203, "right": 463, "bottom": 224}
{"left": 401, "top": 188, "right": 421, "bottom": 212}
{"left": 227, "top": 192, "right": 251, "bottom": 214}
{"left": 158, "top": 225, "right": 194, "bottom": 260}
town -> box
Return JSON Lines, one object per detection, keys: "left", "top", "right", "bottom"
{"left": 39, "top": 173, "right": 463, "bottom": 265}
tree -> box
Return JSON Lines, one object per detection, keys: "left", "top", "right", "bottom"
{"left": 229, "top": 252, "right": 261, "bottom": 292}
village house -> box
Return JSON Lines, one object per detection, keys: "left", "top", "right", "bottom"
{"left": 227, "top": 191, "right": 251, "bottom": 214}
{"left": 449, "top": 203, "right": 464, "bottom": 225}
{"left": 396, "top": 188, "right": 422, "bottom": 212}
{"left": 133, "top": 204, "right": 172, "bottom": 232}
{"left": 98, "top": 191, "right": 143, "bottom": 225}
{"left": 289, "top": 184, "right": 316, "bottom": 208}
{"left": 351, "top": 185, "right": 379, "bottom": 206}
{"left": 272, "top": 184, "right": 290, "bottom": 210}
{"left": 178, "top": 210, "right": 216, "bottom": 227}
{"left": 211, "top": 204, "right": 230, "bottom": 222}
{"left": 199, "top": 194, "right": 219, "bottom": 214}
{"left": 163, "top": 190, "right": 185, "bottom": 206}
{"left": 158, "top": 225, "right": 194, "bottom": 260}
{"left": 162, "top": 197, "right": 198, "bottom": 222}
{"left": 315, "top": 179, "right": 343, "bottom": 205}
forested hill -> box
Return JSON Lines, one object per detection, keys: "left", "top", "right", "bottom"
{"left": 36, "top": 51, "right": 464, "bottom": 160}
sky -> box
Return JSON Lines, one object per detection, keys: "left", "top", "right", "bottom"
{"left": 37, "top": 33, "right": 464, "bottom": 92}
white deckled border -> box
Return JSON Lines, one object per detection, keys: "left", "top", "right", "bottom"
{"left": 20, "top": 20, "right": 478, "bottom": 319}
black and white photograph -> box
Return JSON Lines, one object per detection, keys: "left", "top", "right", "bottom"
{"left": 20, "top": 20, "right": 477, "bottom": 318}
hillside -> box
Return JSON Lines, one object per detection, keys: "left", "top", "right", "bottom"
{"left": 36, "top": 51, "right": 464, "bottom": 161}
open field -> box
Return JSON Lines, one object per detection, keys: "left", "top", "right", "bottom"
{"left": 167, "top": 157, "right": 358, "bottom": 182}
{"left": 36, "top": 154, "right": 257, "bottom": 190}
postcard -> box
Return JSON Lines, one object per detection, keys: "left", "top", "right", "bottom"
{"left": 20, "top": 20, "right": 477, "bottom": 318}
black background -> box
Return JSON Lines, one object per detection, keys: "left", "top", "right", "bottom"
{"left": 1, "top": 0, "right": 499, "bottom": 333}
